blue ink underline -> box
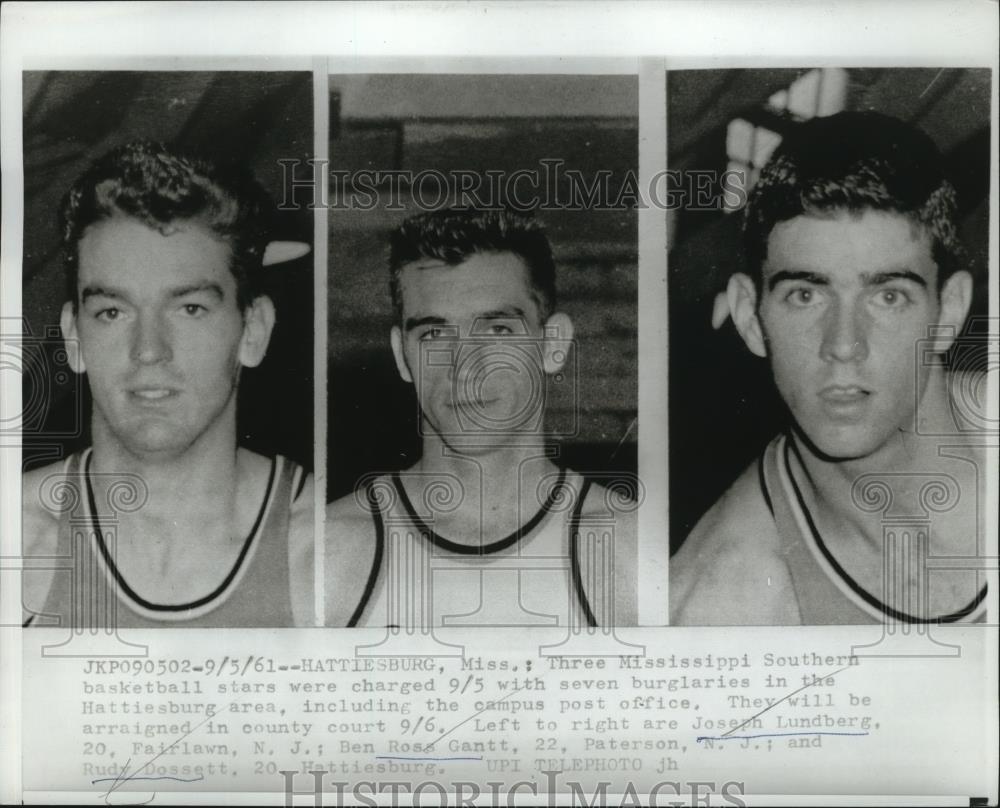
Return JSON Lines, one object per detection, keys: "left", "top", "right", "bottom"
{"left": 697, "top": 731, "right": 869, "bottom": 742}
{"left": 92, "top": 775, "right": 206, "bottom": 784}
{"left": 375, "top": 756, "right": 483, "bottom": 761}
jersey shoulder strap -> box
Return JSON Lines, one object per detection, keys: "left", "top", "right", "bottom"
{"left": 762, "top": 435, "right": 874, "bottom": 624}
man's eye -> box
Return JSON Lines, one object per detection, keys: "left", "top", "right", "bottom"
{"left": 181, "top": 303, "right": 208, "bottom": 317}
{"left": 873, "top": 289, "right": 910, "bottom": 308}
{"left": 471, "top": 319, "right": 521, "bottom": 336}
{"left": 95, "top": 308, "right": 121, "bottom": 322}
{"left": 785, "top": 288, "right": 817, "bottom": 306}
{"left": 420, "top": 326, "right": 451, "bottom": 341}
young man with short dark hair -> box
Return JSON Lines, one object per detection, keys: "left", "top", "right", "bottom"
{"left": 671, "top": 112, "right": 988, "bottom": 625}
{"left": 22, "top": 141, "right": 314, "bottom": 628}
{"left": 327, "top": 208, "right": 637, "bottom": 628}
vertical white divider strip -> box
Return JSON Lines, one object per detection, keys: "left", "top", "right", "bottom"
{"left": 637, "top": 58, "right": 669, "bottom": 625}
{"left": 313, "top": 58, "right": 330, "bottom": 626}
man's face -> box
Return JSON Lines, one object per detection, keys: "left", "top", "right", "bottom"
{"left": 755, "top": 209, "right": 946, "bottom": 461}
{"left": 63, "top": 216, "right": 264, "bottom": 459}
{"left": 391, "top": 251, "right": 559, "bottom": 451}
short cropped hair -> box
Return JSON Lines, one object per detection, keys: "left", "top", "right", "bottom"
{"left": 743, "top": 111, "right": 963, "bottom": 290}
{"left": 388, "top": 208, "right": 557, "bottom": 323}
{"left": 60, "top": 140, "right": 273, "bottom": 310}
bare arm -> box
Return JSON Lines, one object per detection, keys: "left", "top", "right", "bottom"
{"left": 20, "top": 464, "right": 64, "bottom": 624}
{"left": 670, "top": 463, "right": 801, "bottom": 626}
{"left": 324, "top": 492, "right": 381, "bottom": 626}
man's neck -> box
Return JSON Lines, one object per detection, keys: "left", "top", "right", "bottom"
{"left": 85, "top": 411, "right": 271, "bottom": 588}
{"left": 791, "top": 365, "right": 967, "bottom": 548}
{"left": 89, "top": 415, "right": 241, "bottom": 518}
{"left": 411, "top": 436, "right": 562, "bottom": 540}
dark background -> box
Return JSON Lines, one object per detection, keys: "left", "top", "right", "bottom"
{"left": 20, "top": 71, "right": 315, "bottom": 472}
{"left": 668, "top": 68, "right": 993, "bottom": 553}
{"left": 326, "top": 75, "right": 639, "bottom": 502}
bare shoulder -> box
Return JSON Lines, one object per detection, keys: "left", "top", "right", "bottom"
{"left": 239, "top": 447, "right": 278, "bottom": 488}
{"left": 670, "top": 459, "right": 800, "bottom": 625}
{"left": 324, "top": 487, "right": 380, "bottom": 626}
{"left": 21, "top": 460, "right": 69, "bottom": 623}
{"left": 22, "top": 461, "right": 66, "bottom": 557}
{"left": 325, "top": 487, "right": 380, "bottom": 547}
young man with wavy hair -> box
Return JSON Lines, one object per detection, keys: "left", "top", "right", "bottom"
{"left": 22, "top": 142, "right": 313, "bottom": 628}
{"left": 671, "top": 112, "right": 987, "bottom": 626}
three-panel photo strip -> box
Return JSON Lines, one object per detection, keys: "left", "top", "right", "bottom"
{"left": 2, "top": 6, "right": 997, "bottom": 797}
{"left": 16, "top": 65, "right": 993, "bottom": 631}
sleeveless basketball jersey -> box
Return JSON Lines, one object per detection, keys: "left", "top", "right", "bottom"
{"left": 348, "top": 469, "right": 601, "bottom": 629}
{"left": 30, "top": 449, "right": 306, "bottom": 628}
{"left": 760, "top": 434, "right": 988, "bottom": 625}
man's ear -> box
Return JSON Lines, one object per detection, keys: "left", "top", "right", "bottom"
{"left": 238, "top": 295, "right": 276, "bottom": 368}
{"left": 932, "top": 270, "right": 973, "bottom": 353}
{"left": 542, "top": 312, "right": 574, "bottom": 375}
{"left": 60, "top": 301, "right": 86, "bottom": 374}
{"left": 727, "top": 273, "right": 767, "bottom": 358}
{"left": 389, "top": 325, "right": 413, "bottom": 383}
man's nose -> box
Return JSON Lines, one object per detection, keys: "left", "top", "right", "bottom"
{"left": 820, "top": 300, "right": 870, "bottom": 363}
{"left": 131, "top": 312, "right": 172, "bottom": 364}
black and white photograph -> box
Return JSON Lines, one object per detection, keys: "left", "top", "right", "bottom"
{"left": 667, "top": 68, "right": 993, "bottom": 626}
{"left": 322, "top": 74, "right": 642, "bottom": 628}
{"left": 1, "top": 3, "right": 997, "bottom": 806}
{"left": 18, "top": 70, "right": 316, "bottom": 628}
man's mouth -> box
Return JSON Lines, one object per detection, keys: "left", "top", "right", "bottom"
{"left": 129, "top": 388, "right": 178, "bottom": 402}
{"left": 819, "top": 384, "right": 870, "bottom": 404}
{"left": 817, "top": 385, "right": 873, "bottom": 419}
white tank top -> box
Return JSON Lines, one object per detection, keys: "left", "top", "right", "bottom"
{"left": 349, "top": 469, "right": 601, "bottom": 629}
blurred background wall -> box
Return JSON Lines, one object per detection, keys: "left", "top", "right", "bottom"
{"left": 326, "top": 75, "right": 639, "bottom": 502}
{"left": 667, "top": 68, "right": 992, "bottom": 553}
{"left": 20, "top": 71, "right": 314, "bottom": 472}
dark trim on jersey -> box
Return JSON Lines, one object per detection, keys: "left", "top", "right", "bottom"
{"left": 347, "top": 482, "right": 386, "bottom": 628}
{"left": 569, "top": 477, "right": 598, "bottom": 628}
{"left": 85, "top": 453, "right": 278, "bottom": 613}
{"left": 782, "top": 435, "right": 987, "bottom": 624}
{"left": 758, "top": 453, "right": 774, "bottom": 516}
{"left": 390, "top": 467, "right": 568, "bottom": 555}
{"left": 292, "top": 466, "right": 308, "bottom": 503}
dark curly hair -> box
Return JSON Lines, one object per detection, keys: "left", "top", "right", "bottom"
{"left": 388, "top": 207, "right": 557, "bottom": 324}
{"left": 743, "top": 111, "right": 963, "bottom": 292}
{"left": 60, "top": 140, "right": 273, "bottom": 309}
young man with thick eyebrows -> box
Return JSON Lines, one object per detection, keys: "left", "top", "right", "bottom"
{"left": 671, "top": 111, "right": 988, "bottom": 625}
{"left": 22, "top": 141, "right": 314, "bottom": 628}
{"left": 327, "top": 208, "right": 637, "bottom": 628}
